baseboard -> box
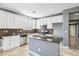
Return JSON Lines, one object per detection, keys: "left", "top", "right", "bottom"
{"left": 29, "top": 50, "right": 40, "bottom": 56}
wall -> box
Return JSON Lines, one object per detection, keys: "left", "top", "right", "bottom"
{"left": 63, "top": 6, "right": 79, "bottom": 47}
{"left": 53, "top": 23, "right": 63, "bottom": 37}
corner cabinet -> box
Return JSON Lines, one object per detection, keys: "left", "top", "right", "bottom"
{"left": 23, "top": 17, "right": 33, "bottom": 30}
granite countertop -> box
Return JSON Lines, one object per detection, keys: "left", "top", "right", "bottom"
{"left": 0, "top": 35, "right": 20, "bottom": 39}
{"left": 29, "top": 34, "right": 63, "bottom": 44}
{"left": 0, "top": 37, "right": 3, "bottom": 39}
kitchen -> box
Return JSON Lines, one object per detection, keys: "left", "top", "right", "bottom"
{"left": 0, "top": 4, "right": 64, "bottom": 56}
{"left": 0, "top": 3, "right": 79, "bottom": 56}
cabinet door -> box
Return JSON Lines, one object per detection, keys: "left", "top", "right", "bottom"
{"left": 0, "top": 10, "right": 8, "bottom": 28}
{"left": 7, "top": 13, "right": 15, "bottom": 28}
{"left": 2, "top": 37, "right": 10, "bottom": 50}
{"left": 14, "top": 15, "right": 20, "bottom": 28}
{"left": 23, "top": 19, "right": 33, "bottom": 30}
{"left": 33, "top": 19, "right": 37, "bottom": 29}
{"left": 28, "top": 19, "right": 33, "bottom": 30}
{"left": 19, "top": 17, "right": 24, "bottom": 28}
{"left": 10, "top": 36, "right": 15, "bottom": 48}
{"left": 15, "top": 36, "right": 20, "bottom": 47}
{"left": 47, "top": 18, "right": 53, "bottom": 29}
{"left": 40, "top": 19, "right": 44, "bottom": 26}
{"left": 9, "top": 36, "right": 20, "bottom": 49}
{"left": 15, "top": 15, "right": 23, "bottom": 29}
{"left": 43, "top": 19, "right": 47, "bottom": 25}
{"left": 37, "top": 20, "right": 40, "bottom": 29}
{"left": 23, "top": 19, "right": 28, "bottom": 30}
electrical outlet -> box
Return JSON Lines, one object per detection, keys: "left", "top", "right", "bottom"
{"left": 38, "top": 48, "right": 40, "bottom": 51}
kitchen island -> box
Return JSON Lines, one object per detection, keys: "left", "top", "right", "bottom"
{"left": 29, "top": 36, "right": 60, "bottom": 56}
{"left": 28, "top": 34, "right": 63, "bottom": 56}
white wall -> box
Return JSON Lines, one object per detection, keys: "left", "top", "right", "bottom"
{"left": 53, "top": 23, "right": 63, "bottom": 37}
{"left": 0, "top": 10, "right": 34, "bottom": 30}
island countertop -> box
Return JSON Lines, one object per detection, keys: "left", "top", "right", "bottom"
{"left": 28, "top": 34, "right": 63, "bottom": 44}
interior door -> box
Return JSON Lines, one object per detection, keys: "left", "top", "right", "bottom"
{"left": 69, "top": 24, "right": 77, "bottom": 48}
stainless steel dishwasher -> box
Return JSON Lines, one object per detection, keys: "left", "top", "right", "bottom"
{"left": 20, "top": 34, "right": 27, "bottom": 45}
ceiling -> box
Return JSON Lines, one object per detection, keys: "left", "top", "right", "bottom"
{"left": 0, "top": 3, "right": 79, "bottom": 18}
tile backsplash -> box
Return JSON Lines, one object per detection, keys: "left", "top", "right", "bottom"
{"left": 0, "top": 28, "right": 23, "bottom": 36}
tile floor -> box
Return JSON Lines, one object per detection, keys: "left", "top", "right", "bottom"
{"left": 60, "top": 46, "right": 79, "bottom": 56}
{"left": 0, "top": 45, "right": 29, "bottom": 56}
{"left": 0, "top": 44, "right": 79, "bottom": 56}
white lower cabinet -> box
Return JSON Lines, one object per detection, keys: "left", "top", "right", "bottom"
{"left": 2, "top": 35, "right": 20, "bottom": 50}
{"left": 2, "top": 37, "right": 10, "bottom": 50}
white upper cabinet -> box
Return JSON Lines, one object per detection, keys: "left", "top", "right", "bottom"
{"left": 37, "top": 20, "right": 40, "bottom": 29}
{"left": 7, "top": 13, "right": 24, "bottom": 29}
{"left": 47, "top": 18, "right": 53, "bottom": 29}
{"left": 16, "top": 15, "right": 24, "bottom": 28}
{"left": 23, "top": 17, "right": 33, "bottom": 30}
{"left": 0, "top": 10, "right": 34, "bottom": 29}
{"left": 14, "top": 14, "right": 24, "bottom": 29}
{"left": 40, "top": 19, "right": 44, "bottom": 26}
{"left": 27, "top": 18, "right": 33, "bottom": 30}
{"left": 14, "top": 14, "right": 21, "bottom": 28}
{"left": 7, "top": 12, "right": 15, "bottom": 28}
{"left": 38, "top": 15, "right": 63, "bottom": 29}
{"left": 52, "top": 15, "right": 63, "bottom": 23}
{"left": 28, "top": 19, "right": 33, "bottom": 30}
{"left": 0, "top": 10, "right": 24, "bottom": 29}
{"left": 43, "top": 19, "right": 47, "bottom": 25}
{"left": 0, "top": 10, "right": 8, "bottom": 28}
{"left": 33, "top": 20, "right": 36, "bottom": 29}
{"left": 55, "top": 15, "right": 63, "bottom": 23}
{"left": 52, "top": 16, "right": 57, "bottom": 23}
{"left": 19, "top": 17, "right": 24, "bottom": 28}
{"left": 23, "top": 19, "right": 28, "bottom": 30}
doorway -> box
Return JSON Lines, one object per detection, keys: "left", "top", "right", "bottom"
{"left": 69, "top": 24, "right": 79, "bottom": 49}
